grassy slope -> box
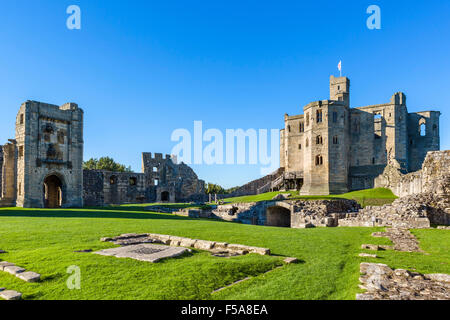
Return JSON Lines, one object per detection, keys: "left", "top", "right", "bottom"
{"left": 222, "top": 188, "right": 397, "bottom": 207}
{"left": 0, "top": 207, "right": 448, "bottom": 300}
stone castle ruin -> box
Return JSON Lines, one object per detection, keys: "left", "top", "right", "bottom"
{"left": 0, "top": 100, "right": 205, "bottom": 208}
{"left": 275, "top": 76, "right": 440, "bottom": 195}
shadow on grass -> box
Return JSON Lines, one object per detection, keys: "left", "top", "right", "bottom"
{"left": 0, "top": 207, "right": 197, "bottom": 221}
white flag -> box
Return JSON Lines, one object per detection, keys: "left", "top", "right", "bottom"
{"left": 338, "top": 60, "right": 342, "bottom": 71}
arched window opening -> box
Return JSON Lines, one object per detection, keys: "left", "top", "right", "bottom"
{"left": 315, "top": 155, "right": 323, "bottom": 166}
{"left": 420, "top": 123, "right": 426, "bottom": 136}
{"left": 316, "top": 135, "right": 323, "bottom": 145}
{"left": 299, "top": 122, "right": 304, "bottom": 132}
{"left": 316, "top": 109, "right": 323, "bottom": 123}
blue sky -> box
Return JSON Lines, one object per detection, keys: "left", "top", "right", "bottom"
{"left": 0, "top": 0, "right": 449, "bottom": 188}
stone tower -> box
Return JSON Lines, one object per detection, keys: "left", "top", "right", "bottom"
{"left": 279, "top": 75, "right": 440, "bottom": 195}
{"left": 300, "top": 76, "right": 351, "bottom": 195}
{"left": 14, "top": 101, "right": 84, "bottom": 208}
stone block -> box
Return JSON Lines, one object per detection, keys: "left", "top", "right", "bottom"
{"left": 93, "top": 244, "right": 188, "bottom": 263}
{"left": 0, "top": 290, "right": 22, "bottom": 300}
{"left": 16, "top": 271, "right": 41, "bottom": 283}
{"left": 425, "top": 273, "right": 450, "bottom": 283}
{"left": 359, "top": 253, "right": 377, "bottom": 258}
{"left": 4, "top": 266, "right": 25, "bottom": 275}
{"left": 213, "top": 242, "right": 229, "bottom": 250}
{"left": 0, "top": 261, "right": 15, "bottom": 271}
{"left": 283, "top": 257, "right": 299, "bottom": 264}
{"left": 226, "top": 244, "right": 250, "bottom": 254}
{"left": 360, "top": 263, "right": 392, "bottom": 275}
{"left": 179, "top": 238, "right": 197, "bottom": 248}
{"left": 247, "top": 246, "right": 271, "bottom": 255}
{"left": 194, "top": 240, "right": 215, "bottom": 251}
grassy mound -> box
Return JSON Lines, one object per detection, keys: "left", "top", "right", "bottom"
{"left": 222, "top": 188, "right": 397, "bottom": 207}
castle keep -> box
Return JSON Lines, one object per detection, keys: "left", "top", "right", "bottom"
{"left": 0, "top": 101, "right": 205, "bottom": 208}
{"left": 278, "top": 76, "right": 440, "bottom": 195}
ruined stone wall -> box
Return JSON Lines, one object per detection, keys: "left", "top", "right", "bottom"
{"left": 15, "top": 101, "right": 84, "bottom": 208}
{"left": 421, "top": 150, "right": 450, "bottom": 195}
{"left": 227, "top": 167, "right": 284, "bottom": 197}
{"left": 338, "top": 192, "right": 449, "bottom": 228}
{"left": 142, "top": 152, "right": 205, "bottom": 203}
{"left": 279, "top": 76, "right": 440, "bottom": 195}
{"left": 211, "top": 199, "right": 360, "bottom": 228}
{"left": 83, "top": 170, "right": 104, "bottom": 206}
{"left": 375, "top": 150, "right": 450, "bottom": 197}
{"left": 83, "top": 170, "right": 147, "bottom": 206}
{"left": 1, "top": 142, "right": 17, "bottom": 201}
{"left": 408, "top": 111, "right": 441, "bottom": 172}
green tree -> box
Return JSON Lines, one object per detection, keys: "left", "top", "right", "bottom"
{"left": 83, "top": 157, "right": 132, "bottom": 172}
{"left": 206, "top": 183, "right": 227, "bottom": 194}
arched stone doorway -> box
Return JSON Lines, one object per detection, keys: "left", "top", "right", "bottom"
{"left": 161, "top": 191, "right": 170, "bottom": 202}
{"left": 43, "top": 175, "right": 63, "bottom": 208}
{"left": 266, "top": 206, "right": 291, "bottom": 227}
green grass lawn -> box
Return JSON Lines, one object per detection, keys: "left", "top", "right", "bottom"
{"left": 222, "top": 188, "right": 398, "bottom": 207}
{"left": 0, "top": 206, "right": 448, "bottom": 300}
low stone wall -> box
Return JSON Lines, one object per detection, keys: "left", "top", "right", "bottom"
{"left": 339, "top": 193, "right": 450, "bottom": 228}
{"left": 211, "top": 199, "right": 360, "bottom": 228}
{"left": 226, "top": 168, "right": 285, "bottom": 198}
{"left": 375, "top": 150, "right": 450, "bottom": 197}
{"left": 174, "top": 207, "right": 212, "bottom": 218}
{"left": 101, "top": 233, "right": 271, "bottom": 256}
{"left": 357, "top": 263, "right": 450, "bottom": 300}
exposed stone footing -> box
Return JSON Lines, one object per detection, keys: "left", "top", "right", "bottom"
{"left": 372, "top": 228, "right": 422, "bottom": 252}
{"left": 0, "top": 261, "right": 41, "bottom": 282}
{"left": 101, "top": 233, "right": 271, "bottom": 256}
{"left": 357, "top": 263, "right": 450, "bottom": 300}
{"left": 0, "top": 289, "right": 22, "bottom": 300}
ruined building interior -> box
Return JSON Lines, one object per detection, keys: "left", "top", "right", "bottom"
{"left": 0, "top": 100, "right": 205, "bottom": 208}
{"left": 278, "top": 76, "right": 440, "bottom": 195}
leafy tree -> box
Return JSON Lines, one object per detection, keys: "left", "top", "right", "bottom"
{"left": 83, "top": 157, "right": 132, "bottom": 172}
{"left": 206, "top": 183, "right": 227, "bottom": 194}
{"left": 206, "top": 183, "right": 240, "bottom": 195}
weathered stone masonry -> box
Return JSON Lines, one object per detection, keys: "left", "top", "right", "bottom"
{"left": 1, "top": 101, "right": 84, "bottom": 208}
{"left": 278, "top": 76, "right": 440, "bottom": 195}
{"left": 1, "top": 101, "right": 206, "bottom": 208}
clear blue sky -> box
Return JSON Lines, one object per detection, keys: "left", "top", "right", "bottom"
{"left": 0, "top": 0, "right": 449, "bottom": 188}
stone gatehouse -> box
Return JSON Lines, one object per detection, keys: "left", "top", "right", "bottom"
{"left": 278, "top": 76, "right": 441, "bottom": 195}
{"left": 0, "top": 101, "right": 205, "bottom": 208}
